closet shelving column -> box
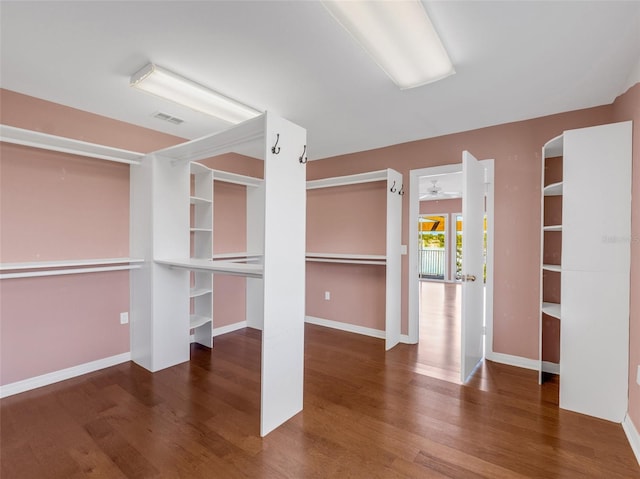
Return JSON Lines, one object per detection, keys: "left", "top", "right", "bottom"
{"left": 131, "top": 112, "right": 307, "bottom": 437}
{"left": 306, "top": 168, "right": 403, "bottom": 350}
{"left": 538, "top": 121, "right": 632, "bottom": 423}
{"left": 539, "top": 135, "right": 563, "bottom": 383}
{"left": 190, "top": 162, "right": 214, "bottom": 347}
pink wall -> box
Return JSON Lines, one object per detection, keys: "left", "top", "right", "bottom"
{"left": 307, "top": 104, "right": 613, "bottom": 360}
{"left": 611, "top": 83, "right": 640, "bottom": 427}
{"left": 0, "top": 90, "right": 184, "bottom": 386}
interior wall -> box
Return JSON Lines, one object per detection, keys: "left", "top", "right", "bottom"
{"left": 307, "top": 104, "right": 613, "bottom": 360}
{"left": 611, "top": 82, "right": 640, "bottom": 427}
{"left": 0, "top": 89, "right": 184, "bottom": 386}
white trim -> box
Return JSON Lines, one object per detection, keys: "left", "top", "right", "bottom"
{"left": 306, "top": 315, "right": 385, "bottom": 339}
{"left": 485, "top": 351, "right": 540, "bottom": 371}
{"left": 542, "top": 361, "right": 560, "bottom": 375}
{"left": 213, "top": 321, "right": 248, "bottom": 337}
{"left": 0, "top": 352, "right": 131, "bottom": 398}
{"left": 623, "top": 414, "right": 640, "bottom": 466}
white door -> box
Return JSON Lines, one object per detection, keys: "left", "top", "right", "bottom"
{"left": 460, "top": 151, "right": 486, "bottom": 383}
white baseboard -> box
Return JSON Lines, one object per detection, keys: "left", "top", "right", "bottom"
{"left": 304, "top": 316, "right": 411, "bottom": 344}
{"left": 306, "top": 315, "right": 385, "bottom": 339}
{"left": 0, "top": 352, "right": 131, "bottom": 399}
{"left": 485, "top": 351, "right": 540, "bottom": 371}
{"left": 213, "top": 321, "right": 247, "bottom": 337}
{"left": 623, "top": 414, "right": 640, "bottom": 466}
{"left": 542, "top": 361, "right": 559, "bottom": 375}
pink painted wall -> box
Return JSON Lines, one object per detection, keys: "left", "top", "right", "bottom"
{"left": 307, "top": 104, "right": 613, "bottom": 360}
{"left": 611, "top": 82, "right": 640, "bottom": 427}
{"left": 0, "top": 89, "right": 184, "bottom": 386}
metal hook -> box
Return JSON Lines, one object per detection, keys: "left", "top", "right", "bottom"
{"left": 271, "top": 133, "right": 281, "bottom": 154}
{"left": 399, "top": 184, "right": 405, "bottom": 196}
{"left": 299, "top": 145, "right": 307, "bottom": 164}
{"left": 390, "top": 180, "right": 397, "bottom": 193}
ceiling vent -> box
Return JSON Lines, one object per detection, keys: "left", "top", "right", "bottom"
{"left": 153, "top": 111, "right": 184, "bottom": 125}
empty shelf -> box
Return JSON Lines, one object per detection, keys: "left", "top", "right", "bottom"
{"left": 542, "top": 302, "right": 561, "bottom": 319}
{"left": 156, "top": 258, "right": 263, "bottom": 278}
{"left": 542, "top": 264, "right": 562, "bottom": 272}
{"left": 306, "top": 253, "right": 387, "bottom": 265}
{"left": 544, "top": 182, "right": 563, "bottom": 196}
{"left": 543, "top": 225, "right": 562, "bottom": 232}
{"left": 189, "top": 314, "right": 212, "bottom": 329}
{"left": 190, "top": 196, "right": 212, "bottom": 205}
{"left": 190, "top": 287, "right": 212, "bottom": 298}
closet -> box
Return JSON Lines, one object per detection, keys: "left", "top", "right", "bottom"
{"left": 130, "top": 112, "right": 307, "bottom": 436}
{"left": 539, "top": 121, "right": 632, "bottom": 422}
{"left": 306, "top": 169, "right": 403, "bottom": 349}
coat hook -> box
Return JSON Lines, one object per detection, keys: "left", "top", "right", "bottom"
{"left": 299, "top": 145, "right": 308, "bottom": 164}
{"left": 399, "top": 184, "right": 405, "bottom": 196}
{"left": 390, "top": 180, "right": 397, "bottom": 193}
{"left": 271, "top": 133, "right": 281, "bottom": 154}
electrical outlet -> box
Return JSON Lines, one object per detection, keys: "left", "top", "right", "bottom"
{"left": 324, "top": 291, "right": 331, "bottom": 301}
{"left": 120, "top": 312, "right": 129, "bottom": 325}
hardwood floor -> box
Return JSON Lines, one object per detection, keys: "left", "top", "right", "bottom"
{"left": 2, "top": 325, "right": 639, "bottom": 478}
{"left": 417, "top": 281, "right": 461, "bottom": 383}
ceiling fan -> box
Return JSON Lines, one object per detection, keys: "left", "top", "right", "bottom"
{"left": 420, "top": 179, "right": 459, "bottom": 200}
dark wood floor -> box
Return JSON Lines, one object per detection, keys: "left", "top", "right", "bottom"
{"left": 2, "top": 324, "right": 639, "bottom": 478}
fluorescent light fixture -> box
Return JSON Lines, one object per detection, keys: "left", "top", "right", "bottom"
{"left": 130, "top": 63, "right": 261, "bottom": 124}
{"left": 321, "top": 0, "right": 455, "bottom": 89}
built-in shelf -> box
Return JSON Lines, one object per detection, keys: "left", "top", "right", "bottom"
{"left": 544, "top": 182, "right": 563, "bottom": 196}
{"left": 211, "top": 169, "right": 263, "bottom": 188}
{"left": 305, "top": 252, "right": 387, "bottom": 265}
{"left": 190, "top": 228, "right": 213, "bottom": 233}
{"left": 190, "top": 287, "right": 212, "bottom": 298}
{"left": 0, "top": 124, "right": 144, "bottom": 165}
{"left": 156, "top": 258, "right": 263, "bottom": 278}
{"left": 212, "top": 252, "right": 263, "bottom": 262}
{"left": 190, "top": 196, "right": 212, "bottom": 205}
{"left": 542, "top": 264, "right": 562, "bottom": 272}
{"left": 0, "top": 258, "right": 143, "bottom": 279}
{"left": 542, "top": 302, "right": 561, "bottom": 320}
{"left": 189, "top": 314, "right": 212, "bottom": 329}
{"left": 543, "top": 225, "right": 562, "bottom": 232}
{"left": 307, "top": 170, "right": 388, "bottom": 190}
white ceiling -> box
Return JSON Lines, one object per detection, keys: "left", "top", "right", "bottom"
{"left": 1, "top": 1, "right": 639, "bottom": 161}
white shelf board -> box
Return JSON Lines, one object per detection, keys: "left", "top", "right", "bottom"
{"left": 0, "top": 257, "right": 143, "bottom": 271}
{"left": 305, "top": 252, "right": 386, "bottom": 265}
{"left": 190, "top": 287, "right": 212, "bottom": 298}
{"left": 544, "top": 182, "right": 563, "bottom": 196}
{"left": 190, "top": 228, "right": 212, "bottom": 233}
{"left": 212, "top": 170, "right": 263, "bottom": 188}
{"left": 307, "top": 170, "right": 389, "bottom": 190}
{"left": 189, "top": 314, "right": 212, "bottom": 329}
{"left": 212, "top": 252, "right": 263, "bottom": 260}
{"left": 152, "top": 115, "right": 266, "bottom": 163}
{"left": 543, "top": 225, "right": 562, "bottom": 232}
{"left": 544, "top": 135, "right": 563, "bottom": 158}
{"left": 542, "top": 264, "right": 562, "bottom": 272}
{"left": 190, "top": 196, "right": 212, "bottom": 205}
{"left": 542, "top": 302, "right": 561, "bottom": 319}
{"left": 156, "top": 258, "right": 263, "bottom": 278}
{"left": 190, "top": 162, "right": 211, "bottom": 175}
{"left": 0, "top": 124, "right": 144, "bottom": 165}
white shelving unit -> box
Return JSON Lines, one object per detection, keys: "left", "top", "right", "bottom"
{"left": 131, "top": 112, "right": 307, "bottom": 437}
{"left": 538, "top": 121, "right": 632, "bottom": 423}
{"left": 306, "top": 169, "right": 403, "bottom": 350}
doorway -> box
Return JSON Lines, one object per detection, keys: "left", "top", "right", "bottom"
{"left": 408, "top": 161, "right": 494, "bottom": 382}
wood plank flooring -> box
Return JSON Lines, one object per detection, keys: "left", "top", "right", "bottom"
{"left": 2, "top": 324, "right": 639, "bottom": 478}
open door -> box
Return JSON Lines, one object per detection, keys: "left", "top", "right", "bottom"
{"left": 460, "top": 151, "right": 486, "bottom": 383}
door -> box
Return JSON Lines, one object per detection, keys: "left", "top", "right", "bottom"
{"left": 460, "top": 151, "right": 485, "bottom": 382}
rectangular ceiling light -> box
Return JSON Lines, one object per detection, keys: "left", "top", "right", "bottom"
{"left": 321, "top": 0, "right": 454, "bottom": 89}
{"left": 130, "top": 63, "right": 261, "bottom": 124}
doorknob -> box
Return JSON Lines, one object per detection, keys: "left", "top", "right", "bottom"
{"left": 462, "top": 274, "right": 476, "bottom": 282}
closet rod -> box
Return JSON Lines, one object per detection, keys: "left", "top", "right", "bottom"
{"left": 0, "top": 264, "right": 141, "bottom": 280}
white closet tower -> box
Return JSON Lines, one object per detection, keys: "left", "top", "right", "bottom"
{"left": 539, "top": 120, "right": 632, "bottom": 423}
{"left": 130, "top": 112, "right": 307, "bottom": 436}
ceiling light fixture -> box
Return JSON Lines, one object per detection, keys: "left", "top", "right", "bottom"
{"left": 321, "top": 0, "right": 455, "bottom": 89}
{"left": 130, "top": 63, "right": 261, "bottom": 124}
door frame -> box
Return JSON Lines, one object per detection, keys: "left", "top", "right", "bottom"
{"left": 408, "top": 161, "right": 494, "bottom": 355}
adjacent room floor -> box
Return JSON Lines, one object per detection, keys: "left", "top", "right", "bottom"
{"left": 2, "top": 322, "right": 638, "bottom": 478}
